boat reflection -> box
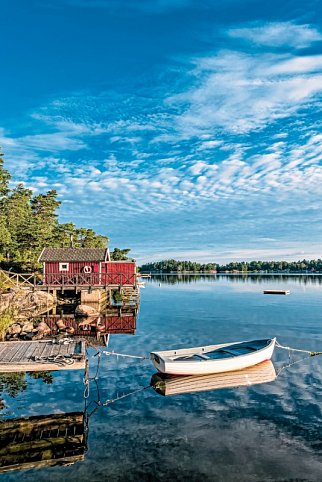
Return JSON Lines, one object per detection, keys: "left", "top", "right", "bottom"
{"left": 0, "top": 411, "right": 85, "bottom": 473}
{"left": 151, "top": 360, "right": 276, "bottom": 396}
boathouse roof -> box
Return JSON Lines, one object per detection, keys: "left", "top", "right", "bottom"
{"left": 38, "top": 248, "right": 109, "bottom": 263}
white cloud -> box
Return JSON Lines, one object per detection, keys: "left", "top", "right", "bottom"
{"left": 228, "top": 22, "right": 322, "bottom": 49}
{"left": 171, "top": 45, "right": 322, "bottom": 135}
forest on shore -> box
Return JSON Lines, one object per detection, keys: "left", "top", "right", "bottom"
{"left": 140, "top": 258, "right": 322, "bottom": 273}
{"left": 0, "top": 150, "right": 130, "bottom": 271}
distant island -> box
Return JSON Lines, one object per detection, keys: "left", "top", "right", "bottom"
{"left": 140, "top": 259, "right": 322, "bottom": 274}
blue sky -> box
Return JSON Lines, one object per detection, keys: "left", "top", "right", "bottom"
{"left": 1, "top": 0, "right": 322, "bottom": 263}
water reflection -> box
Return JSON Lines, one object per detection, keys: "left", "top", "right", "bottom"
{"left": 10, "top": 307, "right": 139, "bottom": 347}
{"left": 149, "top": 273, "right": 322, "bottom": 285}
{"left": 151, "top": 360, "right": 276, "bottom": 396}
{"left": 2, "top": 276, "right": 322, "bottom": 480}
{"left": 0, "top": 411, "right": 85, "bottom": 473}
{"left": 0, "top": 372, "right": 53, "bottom": 412}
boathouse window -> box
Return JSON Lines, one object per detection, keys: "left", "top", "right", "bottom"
{"left": 59, "top": 262, "right": 69, "bottom": 271}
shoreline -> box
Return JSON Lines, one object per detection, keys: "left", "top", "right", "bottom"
{"left": 142, "top": 272, "right": 322, "bottom": 276}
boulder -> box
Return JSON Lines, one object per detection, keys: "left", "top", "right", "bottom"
{"left": 21, "top": 321, "right": 35, "bottom": 333}
{"left": 7, "top": 323, "right": 21, "bottom": 335}
{"left": 75, "top": 304, "right": 100, "bottom": 317}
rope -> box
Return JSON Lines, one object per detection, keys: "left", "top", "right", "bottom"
{"left": 103, "top": 351, "right": 149, "bottom": 360}
{"left": 33, "top": 354, "right": 76, "bottom": 366}
{"left": 276, "top": 353, "right": 313, "bottom": 377}
{"left": 83, "top": 357, "right": 90, "bottom": 399}
{"left": 276, "top": 340, "right": 322, "bottom": 357}
{"left": 101, "top": 385, "right": 150, "bottom": 406}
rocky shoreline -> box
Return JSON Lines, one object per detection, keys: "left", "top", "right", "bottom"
{"left": 0, "top": 288, "right": 55, "bottom": 320}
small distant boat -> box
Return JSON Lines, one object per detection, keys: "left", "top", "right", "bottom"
{"left": 151, "top": 360, "right": 276, "bottom": 396}
{"left": 263, "top": 289, "right": 290, "bottom": 295}
{"left": 150, "top": 338, "right": 276, "bottom": 376}
{"left": 137, "top": 282, "right": 146, "bottom": 288}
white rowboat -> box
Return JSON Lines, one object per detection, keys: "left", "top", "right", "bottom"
{"left": 151, "top": 360, "right": 276, "bottom": 396}
{"left": 150, "top": 338, "right": 276, "bottom": 376}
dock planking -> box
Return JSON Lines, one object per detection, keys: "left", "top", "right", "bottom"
{"left": 0, "top": 340, "right": 86, "bottom": 372}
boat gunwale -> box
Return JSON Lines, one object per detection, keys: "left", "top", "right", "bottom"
{"left": 150, "top": 338, "right": 276, "bottom": 365}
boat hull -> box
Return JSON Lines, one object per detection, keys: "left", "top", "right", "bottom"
{"left": 150, "top": 338, "right": 276, "bottom": 376}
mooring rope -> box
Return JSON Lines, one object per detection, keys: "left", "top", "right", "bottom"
{"left": 276, "top": 340, "right": 322, "bottom": 357}
{"left": 101, "top": 385, "right": 151, "bottom": 406}
{"left": 33, "top": 354, "right": 76, "bottom": 366}
{"left": 102, "top": 350, "right": 149, "bottom": 360}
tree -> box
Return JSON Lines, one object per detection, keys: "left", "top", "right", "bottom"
{"left": 110, "top": 248, "right": 131, "bottom": 260}
{"left": 0, "top": 149, "right": 11, "bottom": 199}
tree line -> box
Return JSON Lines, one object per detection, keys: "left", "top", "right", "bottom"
{"left": 0, "top": 150, "right": 130, "bottom": 271}
{"left": 140, "top": 258, "right": 322, "bottom": 273}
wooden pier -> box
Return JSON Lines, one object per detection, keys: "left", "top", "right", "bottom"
{"left": 0, "top": 340, "right": 86, "bottom": 373}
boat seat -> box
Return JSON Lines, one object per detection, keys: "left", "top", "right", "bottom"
{"left": 218, "top": 349, "right": 239, "bottom": 356}
{"left": 195, "top": 354, "right": 210, "bottom": 360}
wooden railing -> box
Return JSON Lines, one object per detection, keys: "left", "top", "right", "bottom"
{"left": 43, "top": 272, "right": 136, "bottom": 287}
{"left": 0, "top": 268, "right": 136, "bottom": 289}
{"left": 0, "top": 268, "right": 39, "bottom": 288}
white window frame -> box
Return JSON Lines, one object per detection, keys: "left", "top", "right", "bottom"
{"left": 59, "top": 262, "right": 69, "bottom": 272}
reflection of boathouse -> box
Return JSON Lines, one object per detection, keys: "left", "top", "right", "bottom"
{"left": 0, "top": 412, "right": 85, "bottom": 473}
{"left": 40, "top": 308, "right": 138, "bottom": 346}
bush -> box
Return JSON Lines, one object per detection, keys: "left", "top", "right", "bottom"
{"left": 0, "top": 308, "right": 16, "bottom": 340}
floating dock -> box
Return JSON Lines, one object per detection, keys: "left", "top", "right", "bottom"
{"left": 263, "top": 289, "right": 290, "bottom": 295}
{"left": 0, "top": 340, "right": 86, "bottom": 373}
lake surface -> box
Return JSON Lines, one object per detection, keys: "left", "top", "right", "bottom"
{"left": 1, "top": 275, "right": 322, "bottom": 481}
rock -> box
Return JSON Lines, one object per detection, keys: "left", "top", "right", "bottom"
{"left": 56, "top": 319, "right": 67, "bottom": 331}
{"left": 21, "top": 321, "right": 34, "bottom": 333}
{"left": 7, "top": 323, "right": 22, "bottom": 335}
{"left": 75, "top": 304, "right": 100, "bottom": 317}
{"left": 37, "top": 321, "right": 51, "bottom": 334}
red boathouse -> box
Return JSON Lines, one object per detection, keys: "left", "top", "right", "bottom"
{"left": 38, "top": 248, "right": 137, "bottom": 288}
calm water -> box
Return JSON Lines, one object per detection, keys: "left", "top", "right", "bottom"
{"left": 2, "top": 275, "right": 322, "bottom": 481}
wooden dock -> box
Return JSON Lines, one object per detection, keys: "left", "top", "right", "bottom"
{"left": 263, "top": 289, "right": 290, "bottom": 295}
{"left": 0, "top": 340, "right": 86, "bottom": 373}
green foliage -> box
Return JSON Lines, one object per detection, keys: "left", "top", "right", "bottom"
{"left": 141, "top": 259, "right": 322, "bottom": 273}
{"left": 0, "top": 308, "right": 16, "bottom": 340}
{"left": 110, "top": 248, "right": 131, "bottom": 260}
{"left": 0, "top": 148, "right": 109, "bottom": 270}
{"left": 0, "top": 149, "right": 11, "bottom": 198}
{"left": 111, "top": 289, "right": 123, "bottom": 305}
{"left": 141, "top": 259, "right": 218, "bottom": 273}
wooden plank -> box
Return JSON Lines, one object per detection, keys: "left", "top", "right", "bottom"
{"left": 0, "top": 343, "right": 21, "bottom": 363}
{"left": 0, "top": 343, "right": 10, "bottom": 358}
{"left": 0, "top": 360, "right": 85, "bottom": 372}
{"left": 24, "top": 342, "right": 39, "bottom": 361}
{"left": 8, "top": 342, "right": 29, "bottom": 363}
{"left": 14, "top": 341, "right": 33, "bottom": 362}
{"left": 0, "top": 340, "right": 86, "bottom": 372}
